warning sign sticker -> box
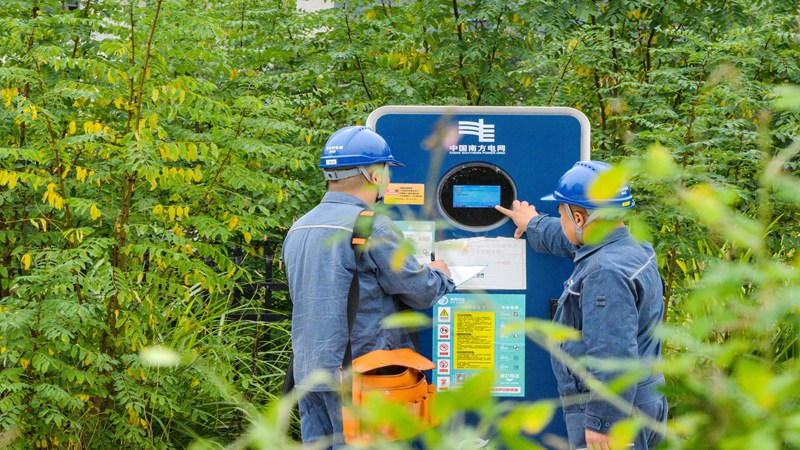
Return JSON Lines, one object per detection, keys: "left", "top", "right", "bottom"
{"left": 384, "top": 183, "right": 425, "bottom": 205}
{"left": 454, "top": 312, "right": 495, "bottom": 370}
{"left": 431, "top": 294, "right": 526, "bottom": 397}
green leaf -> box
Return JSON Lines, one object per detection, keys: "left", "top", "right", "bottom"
{"left": 644, "top": 144, "right": 677, "bottom": 179}
{"left": 381, "top": 310, "right": 431, "bottom": 330}
{"left": 773, "top": 84, "right": 800, "bottom": 111}
{"left": 506, "top": 318, "right": 580, "bottom": 343}
{"left": 140, "top": 346, "right": 181, "bottom": 368}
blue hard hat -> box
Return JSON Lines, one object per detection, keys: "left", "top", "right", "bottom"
{"left": 541, "top": 160, "right": 635, "bottom": 209}
{"left": 318, "top": 126, "right": 405, "bottom": 169}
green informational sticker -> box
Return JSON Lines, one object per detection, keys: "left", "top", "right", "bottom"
{"left": 432, "top": 293, "right": 526, "bottom": 397}
{"left": 395, "top": 221, "right": 435, "bottom": 265}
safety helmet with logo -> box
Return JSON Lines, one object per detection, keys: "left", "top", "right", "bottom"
{"left": 540, "top": 160, "right": 634, "bottom": 245}
{"left": 319, "top": 126, "right": 404, "bottom": 181}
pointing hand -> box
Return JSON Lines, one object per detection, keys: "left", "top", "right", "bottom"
{"left": 495, "top": 200, "right": 539, "bottom": 239}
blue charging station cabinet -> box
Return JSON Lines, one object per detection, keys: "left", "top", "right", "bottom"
{"left": 367, "top": 106, "right": 590, "bottom": 441}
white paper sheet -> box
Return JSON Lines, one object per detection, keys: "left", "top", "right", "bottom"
{"left": 449, "top": 265, "right": 488, "bottom": 287}
{"left": 435, "top": 237, "right": 527, "bottom": 290}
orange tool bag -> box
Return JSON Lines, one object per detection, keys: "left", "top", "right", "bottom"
{"left": 341, "top": 210, "right": 438, "bottom": 445}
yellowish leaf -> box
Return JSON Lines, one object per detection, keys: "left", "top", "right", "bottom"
{"left": 609, "top": 419, "right": 639, "bottom": 449}
{"left": 21, "top": 253, "right": 32, "bottom": 270}
{"left": 675, "top": 259, "right": 687, "bottom": 274}
{"left": 186, "top": 142, "right": 198, "bottom": 161}
{"left": 90, "top": 204, "right": 101, "bottom": 220}
{"left": 151, "top": 89, "right": 159, "bottom": 102}
{"left": 520, "top": 401, "right": 556, "bottom": 434}
{"left": 645, "top": 144, "right": 677, "bottom": 178}
{"left": 587, "top": 166, "right": 628, "bottom": 204}
{"left": 389, "top": 245, "right": 411, "bottom": 272}
{"left": 227, "top": 216, "right": 239, "bottom": 231}
{"left": 243, "top": 231, "right": 252, "bottom": 244}
{"left": 168, "top": 206, "right": 176, "bottom": 221}
{"left": 68, "top": 120, "right": 76, "bottom": 134}
{"left": 20, "top": 358, "right": 30, "bottom": 369}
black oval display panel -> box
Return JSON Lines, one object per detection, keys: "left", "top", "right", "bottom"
{"left": 437, "top": 163, "right": 516, "bottom": 231}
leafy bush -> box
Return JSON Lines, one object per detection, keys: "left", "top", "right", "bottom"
{"left": 2, "top": 0, "right": 799, "bottom": 448}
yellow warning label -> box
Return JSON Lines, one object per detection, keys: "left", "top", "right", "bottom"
{"left": 384, "top": 183, "right": 425, "bottom": 205}
{"left": 454, "top": 312, "right": 495, "bottom": 370}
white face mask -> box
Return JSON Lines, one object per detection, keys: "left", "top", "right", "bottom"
{"left": 358, "top": 165, "right": 390, "bottom": 201}
{"left": 376, "top": 164, "right": 390, "bottom": 200}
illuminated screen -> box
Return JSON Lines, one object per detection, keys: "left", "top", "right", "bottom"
{"left": 453, "top": 185, "right": 501, "bottom": 208}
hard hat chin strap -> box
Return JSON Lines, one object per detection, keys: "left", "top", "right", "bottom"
{"left": 564, "top": 203, "right": 600, "bottom": 246}
{"left": 364, "top": 165, "right": 389, "bottom": 202}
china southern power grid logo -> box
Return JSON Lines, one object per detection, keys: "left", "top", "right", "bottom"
{"left": 458, "top": 119, "right": 495, "bottom": 143}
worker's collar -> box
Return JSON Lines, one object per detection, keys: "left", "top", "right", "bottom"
{"left": 573, "top": 226, "right": 631, "bottom": 263}
{"left": 320, "top": 191, "right": 372, "bottom": 210}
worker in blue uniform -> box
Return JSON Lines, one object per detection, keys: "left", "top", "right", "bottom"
{"left": 283, "top": 126, "right": 455, "bottom": 449}
{"left": 496, "top": 161, "right": 667, "bottom": 450}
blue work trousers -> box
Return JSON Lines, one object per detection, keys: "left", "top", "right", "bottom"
{"left": 298, "top": 390, "right": 345, "bottom": 449}
{"left": 563, "top": 396, "right": 668, "bottom": 450}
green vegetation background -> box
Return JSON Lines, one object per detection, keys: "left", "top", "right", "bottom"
{"left": 0, "top": 0, "right": 798, "bottom": 448}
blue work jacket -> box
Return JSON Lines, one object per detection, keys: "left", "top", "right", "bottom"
{"left": 526, "top": 215, "right": 665, "bottom": 434}
{"left": 283, "top": 192, "right": 455, "bottom": 391}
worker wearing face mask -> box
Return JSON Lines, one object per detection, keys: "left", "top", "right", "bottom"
{"left": 497, "top": 161, "right": 667, "bottom": 450}
{"left": 283, "top": 126, "right": 455, "bottom": 449}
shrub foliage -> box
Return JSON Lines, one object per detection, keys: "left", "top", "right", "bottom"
{"left": 0, "top": 0, "right": 798, "bottom": 448}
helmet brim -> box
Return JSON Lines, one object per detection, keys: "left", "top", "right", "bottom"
{"left": 540, "top": 193, "right": 558, "bottom": 202}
